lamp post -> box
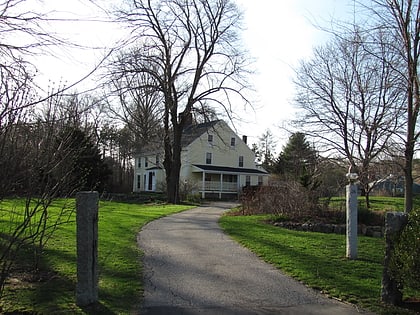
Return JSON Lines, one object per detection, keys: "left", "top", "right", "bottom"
{"left": 346, "top": 171, "right": 358, "bottom": 260}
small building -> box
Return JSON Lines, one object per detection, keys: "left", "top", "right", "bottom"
{"left": 133, "top": 120, "right": 268, "bottom": 199}
{"left": 370, "top": 175, "right": 420, "bottom": 196}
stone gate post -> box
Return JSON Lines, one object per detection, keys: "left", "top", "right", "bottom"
{"left": 76, "top": 191, "right": 99, "bottom": 306}
{"left": 346, "top": 172, "right": 358, "bottom": 259}
{"left": 381, "top": 211, "right": 408, "bottom": 305}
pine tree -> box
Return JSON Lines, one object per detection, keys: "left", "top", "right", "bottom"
{"left": 275, "top": 132, "right": 318, "bottom": 189}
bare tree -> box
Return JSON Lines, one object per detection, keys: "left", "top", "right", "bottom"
{"left": 114, "top": 0, "right": 250, "bottom": 203}
{"left": 105, "top": 49, "right": 164, "bottom": 149}
{"left": 0, "top": 87, "right": 112, "bottom": 295}
{"left": 0, "top": 0, "right": 63, "bottom": 54}
{"left": 0, "top": 0, "right": 116, "bottom": 295}
{"left": 293, "top": 27, "right": 405, "bottom": 208}
{"left": 367, "top": 0, "right": 420, "bottom": 212}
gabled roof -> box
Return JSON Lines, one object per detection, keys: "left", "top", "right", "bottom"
{"left": 136, "top": 120, "right": 223, "bottom": 155}
{"left": 181, "top": 120, "right": 221, "bottom": 147}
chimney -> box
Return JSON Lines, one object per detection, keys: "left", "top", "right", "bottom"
{"left": 242, "top": 135, "right": 248, "bottom": 144}
{"left": 179, "top": 112, "right": 193, "bottom": 129}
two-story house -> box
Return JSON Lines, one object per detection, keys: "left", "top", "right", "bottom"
{"left": 133, "top": 120, "right": 268, "bottom": 199}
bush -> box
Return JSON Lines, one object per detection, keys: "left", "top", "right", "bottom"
{"left": 358, "top": 206, "right": 384, "bottom": 226}
{"left": 185, "top": 193, "right": 201, "bottom": 204}
{"left": 390, "top": 209, "right": 420, "bottom": 292}
{"left": 241, "top": 181, "right": 319, "bottom": 218}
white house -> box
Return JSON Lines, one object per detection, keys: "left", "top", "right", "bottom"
{"left": 133, "top": 120, "right": 268, "bottom": 199}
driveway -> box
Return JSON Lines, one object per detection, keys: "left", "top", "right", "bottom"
{"left": 137, "top": 203, "right": 374, "bottom": 315}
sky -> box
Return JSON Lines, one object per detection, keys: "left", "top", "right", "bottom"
{"left": 32, "top": 0, "right": 357, "bottom": 152}
{"left": 234, "top": 0, "right": 356, "bottom": 149}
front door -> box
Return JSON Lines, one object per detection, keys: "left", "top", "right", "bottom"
{"left": 147, "top": 172, "right": 155, "bottom": 191}
{"left": 147, "top": 171, "right": 155, "bottom": 191}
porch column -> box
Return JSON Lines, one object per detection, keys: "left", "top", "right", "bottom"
{"left": 219, "top": 173, "right": 223, "bottom": 199}
{"left": 237, "top": 174, "right": 241, "bottom": 198}
{"left": 202, "top": 171, "right": 206, "bottom": 199}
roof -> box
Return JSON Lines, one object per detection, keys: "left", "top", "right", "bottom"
{"left": 181, "top": 120, "right": 221, "bottom": 147}
{"left": 146, "top": 166, "right": 163, "bottom": 171}
{"left": 193, "top": 164, "right": 268, "bottom": 175}
{"left": 136, "top": 120, "right": 222, "bottom": 156}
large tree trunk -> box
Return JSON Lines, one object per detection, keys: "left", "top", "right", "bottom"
{"left": 164, "top": 121, "right": 183, "bottom": 204}
{"left": 404, "top": 137, "right": 414, "bottom": 213}
{"left": 403, "top": 56, "right": 416, "bottom": 214}
{"left": 165, "top": 148, "right": 181, "bottom": 204}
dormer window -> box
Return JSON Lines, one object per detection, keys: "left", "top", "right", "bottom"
{"left": 208, "top": 134, "right": 213, "bottom": 143}
{"left": 230, "top": 137, "right": 236, "bottom": 147}
{"left": 137, "top": 158, "right": 141, "bottom": 168}
{"left": 145, "top": 157, "right": 149, "bottom": 168}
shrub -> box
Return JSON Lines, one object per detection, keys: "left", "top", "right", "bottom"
{"left": 185, "top": 193, "right": 201, "bottom": 204}
{"left": 390, "top": 208, "right": 420, "bottom": 292}
{"left": 241, "top": 181, "right": 319, "bottom": 218}
{"left": 179, "top": 179, "right": 199, "bottom": 202}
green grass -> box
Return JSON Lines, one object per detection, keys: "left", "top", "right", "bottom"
{"left": 0, "top": 198, "right": 193, "bottom": 314}
{"left": 328, "top": 195, "right": 420, "bottom": 212}
{"left": 219, "top": 213, "right": 419, "bottom": 315}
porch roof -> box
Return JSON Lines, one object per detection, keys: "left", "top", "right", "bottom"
{"left": 192, "top": 164, "right": 268, "bottom": 175}
{"left": 146, "top": 166, "right": 163, "bottom": 171}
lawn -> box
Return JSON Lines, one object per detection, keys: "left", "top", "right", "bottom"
{"left": 219, "top": 212, "right": 419, "bottom": 315}
{"left": 328, "top": 196, "right": 420, "bottom": 212}
{"left": 0, "top": 198, "right": 193, "bottom": 314}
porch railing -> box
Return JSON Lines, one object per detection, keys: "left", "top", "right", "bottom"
{"left": 203, "top": 181, "right": 237, "bottom": 192}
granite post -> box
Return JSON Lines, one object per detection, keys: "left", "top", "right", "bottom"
{"left": 76, "top": 191, "right": 99, "bottom": 306}
{"left": 346, "top": 182, "right": 358, "bottom": 259}
{"left": 381, "top": 212, "right": 408, "bottom": 305}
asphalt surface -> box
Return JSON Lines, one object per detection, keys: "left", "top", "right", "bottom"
{"left": 137, "top": 203, "right": 375, "bottom": 315}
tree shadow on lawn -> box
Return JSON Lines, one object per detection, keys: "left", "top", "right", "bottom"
{"left": 3, "top": 245, "right": 119, "bottom": 315}
{"left": 79, "top": 302, "right": 116, "bottom": 315}
{"left": 34, "top": 247, "right": 118, "bottom": 315}
{"left": 225, "top": 217, "right": 420, "bottom": 313}
{"left": 402, "top": 298, "right": 420, "bottom": 313}
{"left": 46, "top": 244, "right": 144, "bottom": 315}
{"left": 226, "top": 219, "right": 383, "bottom": 301}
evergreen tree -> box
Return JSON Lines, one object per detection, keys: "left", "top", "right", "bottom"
{"left": 54, "top": 127, "right": 111, "bottom": 193}
{"left": 275, "top": 132, "right": 318, "bottom": 189}
{"left": 253, "top": 129, "right": 277, "bottom": 172}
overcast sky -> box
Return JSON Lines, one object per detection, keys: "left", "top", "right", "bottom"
{"left": 33, "top": 0, "right": 357, "bottom": 151}
{"left": 234, "top": 0, "right": 356, "bottom": 149}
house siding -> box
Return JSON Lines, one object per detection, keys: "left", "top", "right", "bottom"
{"left": 133, "top": 120, "right": 268, "bottom": 197}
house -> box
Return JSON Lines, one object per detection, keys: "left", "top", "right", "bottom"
{"left": 133, "top": 120, "right": 268, "bottom": 199}
{"left": 370, "top": 175, "right": 420, "bottom": 196}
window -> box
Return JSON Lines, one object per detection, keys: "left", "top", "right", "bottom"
{"left": 206, "top": 152, "right": 212, "bottom": 164}
{"left": 156, "top": 154, "right": 159, "bottom": 165}
{"left": 208, "top": 134, "right": 213, "bottom": 143}
{"left": 145, "top": 157, "right": 148, "bottom": 168}
{"left": 258, "top": 176, "right": 263, "bottom": 186}
{"left": 224, "top": 174, "right": 237, "bottom": 182}
{"left": 137, "top": 175, "right": 141, "bottom": 189}
{"left": 239, "top": 156, "right": 244, "bottom": 167}
{"left": 137, "top": 158, "right": 141, "bottom": 168}
{"left": 245, "top": 175, "right": 251, "bottom": 186}
{"left": 230, "top": 137, "right": 236, "bottom": 146}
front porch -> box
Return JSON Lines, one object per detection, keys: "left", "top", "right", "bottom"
{"left": 200, "top": 173, "right": 240, "bottom": 199}
{"left": 192, "top": 164, "right": 268, "bottom": 199}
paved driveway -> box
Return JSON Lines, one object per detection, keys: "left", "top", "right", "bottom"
{"left": 137, "top": 203, "right": 374, "bottom": 315}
